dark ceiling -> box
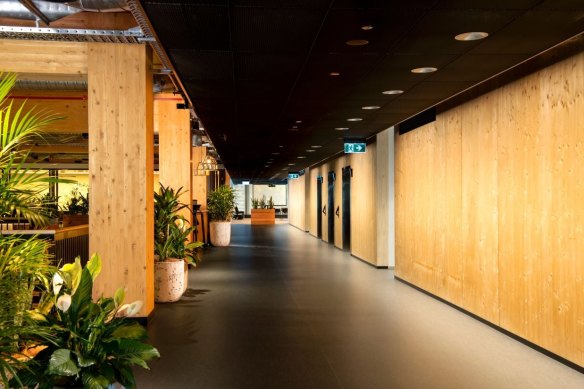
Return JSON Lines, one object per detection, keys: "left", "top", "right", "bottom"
{"left": 140, "top": 0, "right": 584, "bottom": 181}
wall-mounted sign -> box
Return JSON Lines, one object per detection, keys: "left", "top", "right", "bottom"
{"left": 344, "top": 142, "right": 366, "bottom": 153}
{"left": 288, "top": 172, "right": 300, "bottom": 179}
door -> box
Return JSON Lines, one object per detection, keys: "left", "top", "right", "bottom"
{"left": 342, "top": 166, "right": 352, "bottom": 251}
{"left": 316, "top": 176, "right": 323, "bottom": 239}
{"left": 327, "top": 171, "right": 335, "bottom": 244}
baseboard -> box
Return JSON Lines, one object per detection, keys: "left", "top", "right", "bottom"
{"left": 394, "top": 276, "right": 584, "bottom": 374}
{"left": 350, "top": 253, "right": 388, "bottom": 269}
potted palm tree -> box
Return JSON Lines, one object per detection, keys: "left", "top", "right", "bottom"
{"left": 207, "top": 185, "right": 235, "bottom": 246}
{"left": 154, "top": 184, "right": 203, "bottom": 302}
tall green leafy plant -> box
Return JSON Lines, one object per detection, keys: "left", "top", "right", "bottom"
{"left": 154, "top": 184, "right": 203, "bottom": 265}
{"left": 11, "top": 255, "right": 160, "bottom": 388}
{"left": 207, "top": 185, "right": 235, "bottom": 221}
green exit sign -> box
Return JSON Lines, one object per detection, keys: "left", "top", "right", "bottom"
{"left": 288, "top": 173, "right": 299, "bottom": 179}
{"left": 344, "top": 142, "right": 366, "bottom": 153}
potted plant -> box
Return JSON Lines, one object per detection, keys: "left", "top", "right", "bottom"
{"left": 250, "top": 196, "right": 276, "bottom": 224}
{"left": 62, "top": 187, "right": 89, "bottom": 227}
{"left": 11, "top": 255, "right": 160, "bottom": 388}
{"left": 206, "top": 185, "right": 235, "bottom": 247}
{"left": 154, "top": 184, "right": 203, "bottom": 302}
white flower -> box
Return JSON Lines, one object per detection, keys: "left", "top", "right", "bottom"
{"left": 52, "top": 273, "right": 64, "bottom": 295}
{"left": 117, "top": 300, "right": 143, "bottom": 317}
{"left": 56, "top": 294, "right": 72, "bottom": 312}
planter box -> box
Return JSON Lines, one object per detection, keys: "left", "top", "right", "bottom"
{"left": 251, "top": 209, "right": 276, "bottom": 225}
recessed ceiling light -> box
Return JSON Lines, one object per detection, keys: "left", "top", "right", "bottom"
{"left": 411, "top": 67, "right": 437, "bottom": 74}
{"left": 335, "top": 127, "right": 349, "bottom": 131}
{"left": 382, "top": 89, "right": 403, "bottom": 95}
{"left": 281, "top": 168, "right": 288, "bottom": 171}
{"left": 295, "top": 120, "right": 302, "bottom": 124}
{"left": 329, "top": 72, "right": 340, "bottom": 76}
{"left": 311, "top": 145, "right": 322, "bottom": 148}
{"left": 306, "top": 149, "right": 316, "bottom": 153}
{"left": 362, "top": 106, "right": 380, "bottom": 110}
{"left": 347, "top": 118, "right": 363, "bottom": 122}
{"left": 271, "top": 152, "right": 280, "bottom": 155}
{"left": 361, "top": 25, "right": 374, "bottom": 31}
{"left": 292, "top": 125, "right": 298, "bottom": 129}
{"left": 287, "top": 163, "right": 296, "bottom": 166}
{"left": 279, "top": 145, "right": 284, "bottom": 148}
{"left": 455, "top": 31, "right": 489, "bottom": 41}
{"left": 297, "top": 156, "right": 306, "bottom": 159}
{"left": 346, "top": 39, "right": 369, "bottom": 46}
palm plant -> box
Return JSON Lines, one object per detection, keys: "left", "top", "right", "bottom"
{"left": 0, "top": 72, "right": 64, "bottom": 227}
{"left": 207, "top": 185, "right": 235, "bottom": 221}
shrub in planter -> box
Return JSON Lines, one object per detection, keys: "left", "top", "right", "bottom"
{"left": 207, "top": 186, "right": 235, "bottom": 247}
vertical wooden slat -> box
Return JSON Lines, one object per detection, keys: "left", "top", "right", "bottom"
{"left": 191, "top": 147, "right": 208, "bottom": 209}
{"left": 88, "top": 43, "right": 154, "bottom": 317}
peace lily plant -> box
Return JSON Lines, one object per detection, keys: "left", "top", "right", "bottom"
{"left": 11, "top": 254, "right": 160, "bottom": 389}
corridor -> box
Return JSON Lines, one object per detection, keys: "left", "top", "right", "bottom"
{"left": 135, "top": 224, "right": 584, "bottom": 388}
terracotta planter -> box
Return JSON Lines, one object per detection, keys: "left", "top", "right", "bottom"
{"left": 210, "top": 221, "right": 231, "bottom": 246}
{"left": 154, "top": 259, "right": 185, "bottom": 303}
{"left": 251, "top": 208, "right": 276, "bottom": 224}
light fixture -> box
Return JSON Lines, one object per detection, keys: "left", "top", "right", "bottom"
{"left": 287, "top": 163, "right": 296, "bottom": 166}
{"left": 194, "top": 155, "right": 219, "bottom": 176}
{"left": 311, "top": 145, "right": 322, "bottom": 148}
{"left": 297, "top": 156, "right": 306, "bottom": 159}
{"left": 335, "top": 127, "right": 349, "bottom": 131}
{"left": 295, "top": 120, "right": 302, "bottom": 124}
{"left": 455, "top": 31, "right": 488, "bottom": 41}
{"left": 271, "top": 152, "right": 280, "bottom": 155}
{"left": 361, "top": 25, "right": 374, "bottom": 31}
{"left": 329, "top": 72, "right": 340, "bottom": 76}
{"left": 281, "top": 168, "right": 288, "bottom": 171}
{"left": 292, "top": 125, "right": 298, "bottom": 129}
{"left": 362, "top": 106, "right": 380, "bottom": 110}
{"left": 306, "top": 149, "right": 316, "bottom": 153}
{"left": 279, "top": 145, "right": 284, "bottom": 148}
{"left": 411, "top": 67, "right": 437, "bottom": 74}
{"left": 288, "top": 128, "right": 299, "bottom": 131}
{"left": 382, "top": 90, "right": 403, "bottom": 95}
{"left": 347, "top": 118, "right": 363, "bottom": 122}
{"left": 346, "top": 39, "right": 369, "bottom": 46}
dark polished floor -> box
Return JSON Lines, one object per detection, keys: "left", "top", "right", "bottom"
{"left": 135, "top": 224, "right": 584, "bottom": 388}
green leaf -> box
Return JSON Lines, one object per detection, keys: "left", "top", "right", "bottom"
{"left": 48, "top": 349, "right": 79, "bottom": 376}
{"left": 116, "top": 365, "right": 137, "bottom": 389}
{"left": 106, "top": 338, "right": 160, "bottom": 362}
{"left": 82, "top": 371, "right": 110, "bottom": 389}
{"left": 61, "top": 258, "right": 82, "bottom": 294}
{"left": 86, "top": 253, "right": 102, "bottom": 281}
{"left": 76, "top": 354, "right": 97, "bottom": 367}
{"left": 114, "top": 287, "right": 125, "bottom": 307}
{"left": 110, "top": 322, "right": 147, "bottom": 340}
{"left": 69, "top": 267, "right": 93, "bottom": 322}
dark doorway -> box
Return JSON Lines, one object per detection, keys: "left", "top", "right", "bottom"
{"left": 327, "top": 171, "right": 335, "bottom": 244}
{"left": 316, "top": 176, "right": 323, "bottom": 239}
{"left": 342, "top": 166, "right": 352, "bottom": 251}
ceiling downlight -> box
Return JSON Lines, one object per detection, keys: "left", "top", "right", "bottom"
{"left": 411, "top": 67, "right": 437, "bottom": 74}
{"left": 455, "top": 32, "right": 488, "bottom": 41}
{"left": 382, "top": 90, "right": 403, "bottom": 95}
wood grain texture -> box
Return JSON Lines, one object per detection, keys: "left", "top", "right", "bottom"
{"left": 191, "top": 147, "right": 207, "bottom": 209}
{"left": 0, "top": 39, "right": 87, "bottom": 78}
{"left": 156, "top": 94, "right": 193, "bottom": 236}
{"left": 395, "top": 51, "right": 584, "bottom": 367}
{"left": 8, "top": 90, "right": 88, "bottom": 134}
{"left": 350, "top": 143, "right": 377, "bottom": 265}
{"left": 88, "top": 43, "right": 154, "bottom": 317}
{"left": 308, "top": 167, "right": 319, "bottom": 237}
{"left": 288, "top": 174, "right": 306, "bottom": 231}
{"left": 376, "top": 129, "right": 390, "bottom": 266}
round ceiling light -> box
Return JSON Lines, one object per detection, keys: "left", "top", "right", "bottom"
{"left": 287, "top": 163, "right": 296, "bottom": 166}
{"left": 297, "top": 156, "right": 306, "bottom": 159}
{"left": 329, "top": 72, "right": 340, "bottom": 76}
{"left": 455, "top": 31, "right": 489, "bottom": 41}
{"left": 295, "top": 120, "right": 302, "bottom": 124}
{"left": 335, "top": 127, "right": 349, "bottom": 131}
{"left": 361, "top": 25, "right": 374, "bottom": 31}
{"left": 347, "top": 118, "right": 363, "bottom": 122}
{"left": 411, "top": 67, "right": 438, "bottom": 74}
{"left": 382, "top": 89, "right": 403, "bottom": 95}
{"left": 362, "top": 106, "right": 380, "bottom": 110}
{"left": 311, "top": 145, "right": 322, "bottom": 148}
{"left": 306, "top": 149, "right": 316, "bottom": 152}
{"left": 271, "top": 152, "right": 280, "bottom": 155}
{"left": 346, "top": 39, "right": 369, "bottom": 46}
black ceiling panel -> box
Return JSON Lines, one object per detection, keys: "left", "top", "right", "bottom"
{"left": 140, "top": 0, "right": 584, "bottom": 180}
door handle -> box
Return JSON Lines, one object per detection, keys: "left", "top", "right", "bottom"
{"left": 335, "top": 206, "right": 340, "bottom": 217}
{"left": 322, "top": 205, "right": 326, "bottom": 215}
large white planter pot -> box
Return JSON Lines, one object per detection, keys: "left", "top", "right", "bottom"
{"left": 210, "top": 221, "right": 231, "bottom": 246}
{"left": 155, "top": 259, "right": 185, "bottom": 303}
{"left": 183, "top": 261, "right": 189, "bottom": 293}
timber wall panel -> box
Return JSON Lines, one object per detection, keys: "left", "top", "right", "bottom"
{"left": 333, "top": 156, "right": 346, "bottom": 249}
{"left": 376, "top": 130, "right": 390, "bottom": 267}
{"left": 288, "top": 174, "right": 306, "bottom": 231}
{"left": 350, "top": 143, "right": 377, "bottom": 265}
{"left": 395, "top": 51, "right": 584, "bottom": 366}
{"left": 88, "top": 43, "right": 154, "bottom": 317}
{"left": 191, "top": 147, "right": 208, "bottom": 209}
{"left": 308, "top": 167, "right": 319, "bottom": 237}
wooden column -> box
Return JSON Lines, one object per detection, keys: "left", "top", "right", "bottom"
{"left": 156, "top": 94, "right": 193, "bottom": 232}
{"left": 192, "top": 146, "right": 208, "bottom": 209}
{"left": 88, "top": 43, "right": 154, "bottom": 317}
